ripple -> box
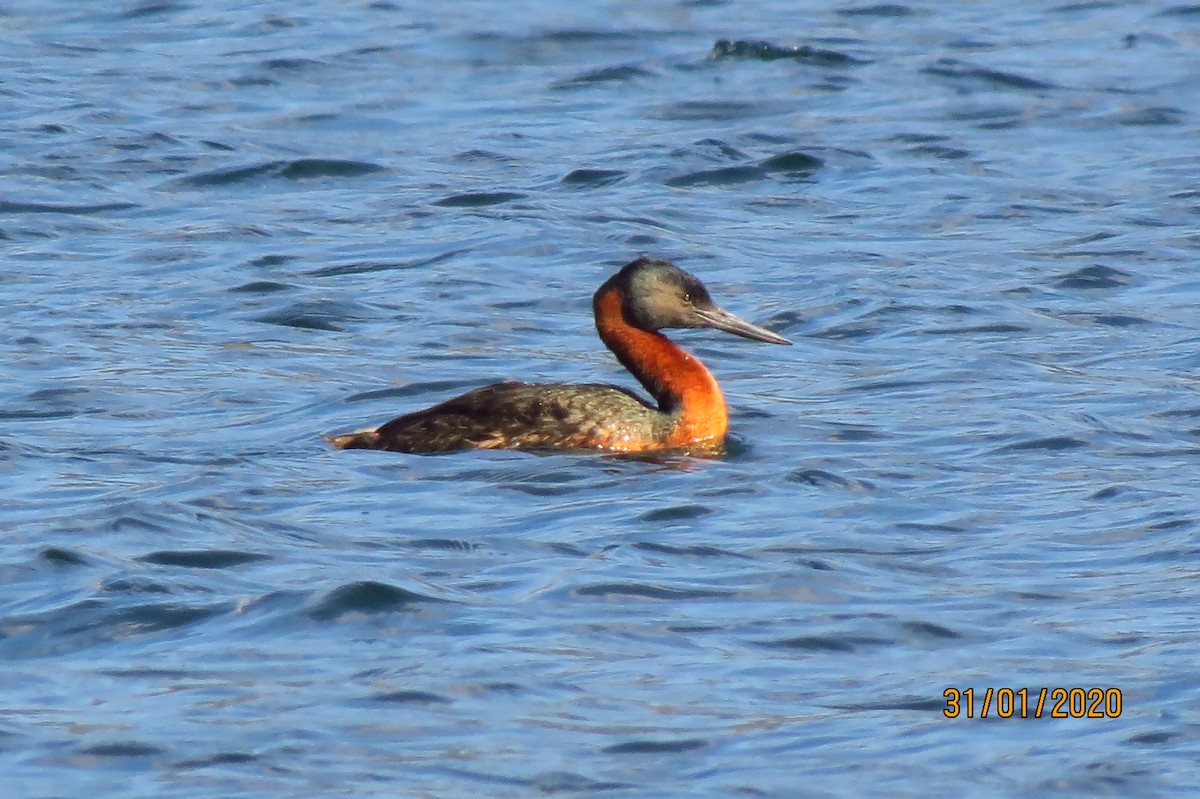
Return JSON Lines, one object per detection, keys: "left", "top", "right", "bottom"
{"left": 999, "top": 436, "right": 1088, "bottom": 452}
{"left": 665, "top": 165, "right": 766, "bottom": 188}
{"left": 79, "top": 741, "right": 165, "bottom": 758}
{"left": 167, "top": 158, "right": 384, "bottom": 189}
{"left": 836, "top": 4, "right": 921, "bottom": 16}
{"left": 923, "top": 58, "right": 1056, "bottom": 91}
{"left": 602, "top": 738, "right": 709, "bottom": 754}
{"left": 553, "top": 65, "right": 656, "bottom": 90}
{"left": 710, "top": 39, "right": 868, "bottom": 67}
{"left": 305, "top": 581, "right": 449, "bottom": 621}
{"left": 255, "top": 299, "right": 375, "bottom": 332}
{"left": 276, "top": 158, "right": 385, "bottom": 179}
{"left": 174, "top": 752, "right": 260, "bottom": 769}
{"left": 433, "top": 191, "right": 526, "bottom": 207}
{"left": 0, "top": 200, "right": 138, "bottom": 215}
{"left": 230, "top": 280, "right": 294, "bottom": 293}
{"left": 1054, "top": 264, "right": 1133, "bottom": 289}
{"left": 136, "top": 550, "right": 271, "bottom": 569}
{"left": 532, "top": 772, "right": 632, "bottom": 793}
{"left": 0, "top": 598, "right": 231, "bottom": 659}
{"left": 785, "top": 469, "right": 874, "bottom": 491}
{"left": 759, "top": 150, "right": 824, "bottom": 175}
{"left": 40, "top": 547, "right": 89, "bottom": 567}
{"left": 637, "top": 504, "right": 714, "bottom": 523}
{"left": 760, "top": 634, "right": 889, "bottom": 652}
{"left": 573, "top": 582, "right": 732, "bottom": 600}
{"left": 305, "top": 247, "right": 466, "bottom": 278}
{"left": 560, "top": 168, "right": 627, "bottom": 188}
{"left": 632, "top": 542, "right": 744, "bottom": 559}
{"left": 369, "top": 689, "right": 453, "bottom": 705}
{"left": 657, "top": 100, "right": 786, "bottom": 122}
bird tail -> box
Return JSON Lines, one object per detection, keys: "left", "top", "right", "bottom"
{"left": 322, "top": 429, "right": 381, "bottom": 449}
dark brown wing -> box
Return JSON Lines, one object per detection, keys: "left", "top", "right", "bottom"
{"left": 330, "top": 381, "right": 663, "bottom": 453}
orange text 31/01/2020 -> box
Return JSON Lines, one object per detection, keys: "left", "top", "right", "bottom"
{"left": 943, "top": 687, "right": 1122, "bottom": 719}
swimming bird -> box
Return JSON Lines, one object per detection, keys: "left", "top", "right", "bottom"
{"left": 325, "top": 256, "right": 790, "bottom": 453}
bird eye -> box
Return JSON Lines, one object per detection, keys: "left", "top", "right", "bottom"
{"left": 683, "top": 292, "right": 692, "bottom": 303}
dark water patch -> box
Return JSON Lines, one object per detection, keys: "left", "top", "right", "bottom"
{"left": 759, "top": 634, "right": 889, "bottom": 652}
{"left": 902, "top": 621, "right": 961, "bottom": 640}
{"left": 894, "top": 522, "right": 968, "bottom": 535}
{"left": 1157, "top": 4, "right": 1200, "bottom": 15}
{"left": 921, "top": 323, "right": 1030, "bottom": 335}
{"left": 262, "top": 57, "right": 327, "bottom": 72}
{"left": 448, "top": 149, "right": 517, "bottom": 164}
{"left": 759, "top": 151, "right": 823, "bottom": 175}
{"left": 532, "top": 772, "right": 632, "bottom": 793}
{"left": 809, "top": 322, "right": 879, "bottom": 341}
{"left": 1055, "top": 264, "right": 1132, "bottom": 289}
{"left": 1051, "top": 312, "right": 1151, "bottom": 327}
{"left": 836, "top": 3, "right": 921, "bottom": 16}
{"left": 175, "top": 751, "right": 260, "bottom": 769}
{"left": 658, "top": 100, "right": 784, "bottom": 122}
{"left": 306, "top": 580, "right": 448, "bottom": 621}
{"left": 1, "top": 386, "right": 93, "bottom": 421}
{"left": 231, "top": 280, "right": 293, "bottom": 293}
{"left": 710, "top": 39, "right": 868, "bottom": 67}
{"left": 2, "top": 600, "right": 231, "bottom": 656}
{"left": 676, "top": 137, "right": 749, "bottom": 161}
{"left": 370, "top": 689, "right": 453, "bottom": 705}
{"left": 1154, "top": 407, "right": 1200, "bottom": 420}
{"left": 343, "top": 381, "right": 481, "bottom": 403}
{"left": 561, "top": 168, "right": 627, "bottom": 188}
{"left": 247, "top": 253, "right": 297, "bottom": 268}
{"left": 137, "top": 550, "right": 271, "bottom": 569}
{"left": 1127, "top": 730, "right": 1177, "bottom": 745}
{"left": 80, "top": 741, "right": 165, "bottom": 757}
{"left": 169, "top": 161, "right": 285, "bottom": 188}
{"left": 998, "top": 436, "right": 1088, "bottom": 452}
{"left": 554, "top": 65, "right": 655, "bottom": 89}
{"left": 637, "top": 504, "right": 714, "bottom": 523}
{"left": 836, "top": 697, "right": 946, "bottom": 712}
{"left": 1090, "top": 485, "right": 1124, "bottom": 500}
{"left": 633, "top": 541, "right": 745, "bottom": 559}
{"left": 923, "top": 58, "right": 1055, "bottom": 91}
{"left": 407, "top": 538, "right": 478, "bottom": 552}
{"left": 0, "top": 407, "right": 79, "bottom": 421}
{"left": 107, "top": 131, "right": 184, "bottom": 151}
{"left": 602, "top": 738, "right": 708, "bottom": 755}
{"left": 99, "top": 667, "right": 193, "bottom": 679}
{"left": 306, "top": 247, "right": 467, "bottom": 277}
{"left": 40, "top": 547, "right": 89, "bottom": 567}
{"left": 786, "top": 469, "right": 873, "bottom": 491}
{"left": 828, "top": 425, "right": 889, "bottom": 442}
{"left": 540, "top": 29, "right": 640, "bottom": 43}
{"left": 904, "top": 143, "right": 972, "bottom": 160}
{"left": 0, "top": 200, "right": 138, "bottom": 215}
{"left": 256, "top": 299, "right": 374, "bottom": 332}
{"left": 433, "top": 191, "right": 525, "bottom": 207}
{"left": 277, "top": 158, "right": 386, "bottom": 180}
{"left": 1109, "top": 106, "right": 1187, "bottom": 127}
{"left": 168, "top": 159, "right": 384, "bottom": 189}
{"left": 573, "top": 583, "right": 732, "bottom": 600}
{"left": 665, "top": 165, "right": 766, "bottom": 188}
{"left": 844, "top": 378, "right": 946, "bottom": 395}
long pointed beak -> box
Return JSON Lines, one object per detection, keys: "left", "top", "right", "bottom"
{"left": 693, "top": 306, "right": 792, "bottom": 345}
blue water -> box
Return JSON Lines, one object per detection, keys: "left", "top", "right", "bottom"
{"left": 3, "top": 1, "right": 1200, "bottom": 796}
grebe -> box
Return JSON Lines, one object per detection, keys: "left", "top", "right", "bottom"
{"left": 325, "top": 256, "right": 790, "bottom": 454}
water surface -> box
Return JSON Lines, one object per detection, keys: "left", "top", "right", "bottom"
{"left": 3, "top": 1, "right": 1200, "bottom": 797}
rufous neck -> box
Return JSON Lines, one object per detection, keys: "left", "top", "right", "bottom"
{"left": 592, "top": 284, "right": 728, "bottom": 442}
